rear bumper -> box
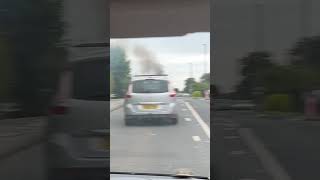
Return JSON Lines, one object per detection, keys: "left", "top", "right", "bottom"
{"left": 48, "top": 134, "right": 109, "bottom": 169}
{"left": 124, "top": 103, "right": 177, "bottom": 116}
{"left": 125, "top": 113, "right": 178, "bottom": 120}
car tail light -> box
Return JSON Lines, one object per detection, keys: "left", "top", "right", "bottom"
{"left": 50, "top": 105, "right": 68, "bottom": 115}
{"left": 125, "top": 94, "right": 132, "bottom": 98}
{"left": 170, "top": 93, "right": 176, "bottom": 97}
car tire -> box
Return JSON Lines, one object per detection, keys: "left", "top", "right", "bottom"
{"left": 171, "top": 117, "right": 178, "bottom": 125}
{"left": 125, "top": 120, "right": 132, "bottom": 126}
{"left": 124, "top": 117, "right": 133, "bottom": 126}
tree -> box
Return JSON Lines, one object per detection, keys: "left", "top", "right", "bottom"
{"left": 236, "top": 51, "right": 274, "bottom": 98}
{"left": 183, "top": 78, "right": 196, "bottom": 93}
{"left": 193, "top": 82, "right": 209, "bottom": 92}
{"left": 261, "top": 65, "right": 320, "bottom": 111}
{"left": 110, "top": 46, "right": 131, "bottom": 97}
{"left": 200, "top": 73, "right": 210, "bottom": 84}
{"left": 289, "top": 36, "right": 320, "bottom": 68}
{"left": 211, "top": 84, "right": 219, "bottom": 96}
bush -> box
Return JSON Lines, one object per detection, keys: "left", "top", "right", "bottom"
{"left": 264, "top": 94, "right": 292, "bottom": 112}
{"left": 192, "top": 91, "right": 202, "bottom": 98}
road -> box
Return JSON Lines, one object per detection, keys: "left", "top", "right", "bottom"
{"left": 0, "top": 97, "right": 210, "bottom": 179}
{"left": 0, "top": 143, "right": 46, "bottom": 180}
{"left": 0, "top": 117, "right": 47, "bottom": 180}
{"left": 110, "top": 97, "right": 210, "bottom": 177}
{"left": 213, "top": 106, "right": 320, "bottom": 180}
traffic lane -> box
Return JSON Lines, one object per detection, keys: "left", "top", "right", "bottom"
{"left": 110, "top": 99, "right": 210, "bottom": 177}
{"left": 183, "top": 98, "right": 210, "bottom": 126}
{"left": 0, "top": 117, "right": 47, "bottom": 158}
{"left": 0, "top": 143, "right": 47, "bottom": 180}
{"left": 234, "top": 111, "right": 320, "bottom": 180}
{"left": 212, "top": 111, "right": 272, "bottom": 180}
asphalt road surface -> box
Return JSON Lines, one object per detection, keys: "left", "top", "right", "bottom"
{"left": 0, "top": 97, "right": 210, "bottom": 179}
{"left": 186, "top": 98, "right": 210, "bottom": 126}
{"left": 0, "top": 117, "right": 47, "bottom": 180}
{"left": 110, "top": 97, "right": 210, "bottom": 177}
{"left": 0, "top": 143, "right": 46, "bottom": 180}
{"left": 214, "top": 108, "right": 320, "bottom": 180}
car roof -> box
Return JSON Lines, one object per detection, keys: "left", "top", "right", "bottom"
{"left": 132, "top": 75, "right": 169, "bottom": 81}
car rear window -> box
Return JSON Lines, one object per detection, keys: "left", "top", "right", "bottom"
{"left": 72, "top": 58, "right": 108, "bottom": 101}
{"left": 132, "top": 79, "right": 168, "bottom": 93}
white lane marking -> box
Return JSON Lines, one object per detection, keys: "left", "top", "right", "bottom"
{"left": 185, "top": 102, "right": 210, "bottom": 138}
{"left": 239, "top": 128, "right": 291, "bottom": 180}
{"left": 192, "top": 136, "right": 201, "bottom": 142}
{"left": 182, "top": 108, "right": 187, "bottom": 111}
{"left": 184, "top": 118, "right": 192, "bottom": 121}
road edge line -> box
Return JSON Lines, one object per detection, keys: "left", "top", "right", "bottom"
{"left": 185, "top": 101, "right": 210, "bottom": 138}
{"left": 110, "top": 104, "right": 123, "bottom": 112}
{"left": 110, "top": 100, "right": 124, "bottom": 112}
{"left": 238, "top": 128, "right": 291, "bottom": 180}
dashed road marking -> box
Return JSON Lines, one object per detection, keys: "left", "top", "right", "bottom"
{"left": 192, "top": 136, "right": 201, "bottom": 142}
{"left": 184, "top": 118, "right": 192, "bottom": 121}
{"left": 185, "top": 102, "right": 210, "bottom": 138}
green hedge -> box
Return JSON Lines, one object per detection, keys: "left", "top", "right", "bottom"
{"left": 192, "top": 91, "right": 202, "bottom": 98}
{"left": 264, "top": 94, "right": 293, "bottom": 112}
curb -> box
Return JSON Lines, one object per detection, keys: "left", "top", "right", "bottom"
{"left": 110, "top": 99, "right": 124, "bottom": 112}
{"left": 110, "top": 104, "right": 123, "bottom": 112}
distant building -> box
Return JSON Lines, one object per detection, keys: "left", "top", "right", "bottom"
{"left": 213, "top": 0, "right": 320, "bottom": 93}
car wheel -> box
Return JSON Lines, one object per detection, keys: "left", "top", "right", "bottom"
{"left": 125, "top": 117, "right": 133, "bottom": 126}
{"left": 171, "top": 117, "right": 178, "bottom": 125}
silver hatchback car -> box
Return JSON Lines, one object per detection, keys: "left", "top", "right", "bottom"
{"left": 48, "top": 56, "right": 109, "bottom": 180}
{"left": 124, "top": 75, "right": 178, "bottom": 125}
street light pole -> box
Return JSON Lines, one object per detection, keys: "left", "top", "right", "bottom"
{"left": 202, "top": 44, "right": 207, "bottom": 74}
{"left": 189, "top": 63, "right": 193, "bottom": 94}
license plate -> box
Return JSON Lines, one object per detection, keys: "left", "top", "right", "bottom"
{"left": 142, "top": 104, "right": 158, "bottom": 109}
{"left": 96, "top": 139, "right": 109, "bottom": 150}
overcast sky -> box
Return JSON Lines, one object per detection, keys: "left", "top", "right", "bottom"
{"left": 110, "top": 32, "right": 210, "bottom": 90}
